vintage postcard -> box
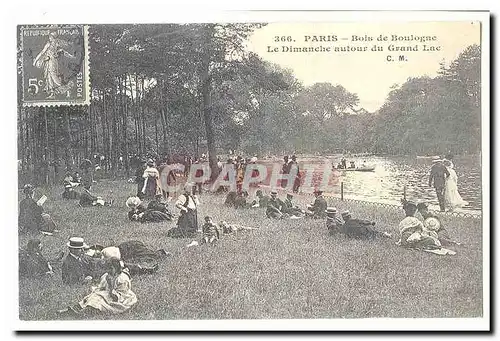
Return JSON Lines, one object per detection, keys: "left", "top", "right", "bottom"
{"left": 13, "top": 10, "right": 490, "bottom": 331}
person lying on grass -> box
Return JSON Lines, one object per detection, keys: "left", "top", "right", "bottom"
{"left": 325, "top": 207, "right": 344, "bottom": 235}
{"left": 58, "top": 257, "right": 137, "bottom": 316}
{"left": 305, "top": 190, "right": 327, "bottom": 219}
{"left": 397, "top": 201, "right": 441, "bottom": 249}
{"left": 79, "top": 184, "right": 113, "bottom": 207}
{"left": 219, "top": 221, "right": 257, "bottom": 234}
{"left": 201, "top": 216, "right": 220, "bottom": 245}
{"left": 340, "top": 211, "right": 392, "bottom": 240}
{"left": 126, "top": 196, "right": 173, "bottom": 223}
{"left": 19, "top": 239, "right": 54, "bottom": 278}
{"left": 18, "top": 184, "right": 58, "bottom": 235}
{"left": 417, "top": 202, "right": 461, "bottom": 246}
{"left": 85, "top": 241, "right": 170, "bottom": 276}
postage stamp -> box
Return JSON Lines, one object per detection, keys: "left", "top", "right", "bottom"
{"left": 19, "top": 25, "right": 90, "bottom": 106}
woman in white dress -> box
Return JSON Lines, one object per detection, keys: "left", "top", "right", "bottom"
{"left": 443, "top": 160, "right": 468, "bottom": 211}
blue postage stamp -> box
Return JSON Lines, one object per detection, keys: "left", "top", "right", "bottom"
{"left": 20, "top": 25, "right": 90, "bottom": 106}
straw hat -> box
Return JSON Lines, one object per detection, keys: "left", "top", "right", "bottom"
{"left": 325, "top": 207, "right": 337, "bottom": 214}
{"left": 341, "top": 210, "right": 351, "bottom": 218}
{"left": 67, "top": 237, "right": 88, "bottom": 249}
{"left": 101, "top": 246, "right": 121, "bottom": 260}
{"left": 126, "top": 196, "right": 142, "bottom": 209}
{"left": 423, "top": 217, "right": 441, "bottom": 232}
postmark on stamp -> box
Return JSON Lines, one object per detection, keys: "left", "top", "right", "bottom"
{"left": 20, "top": 25, "right": 90, "bottom": 106}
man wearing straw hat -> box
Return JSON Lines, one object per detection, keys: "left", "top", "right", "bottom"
{"left": 325, "top": 207, "right": 343, "bottom": 235}
{"left": 61, "top": 237, "right": 94, "bottom": 285}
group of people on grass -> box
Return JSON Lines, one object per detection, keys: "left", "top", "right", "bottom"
{"left": 18, "top": 152, "right": 463, "bottom": 318}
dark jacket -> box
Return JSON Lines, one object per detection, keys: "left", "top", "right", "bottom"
{"left": 19, "top": 250, "right": 51, "bottom": 277}
{"left": 61, "top": 253, "right": 92, "bottom": 285}
{"left": 19, "top": 197, "right": 43, "bottom": 232}
{"left": 429, "top": 163, "right": 450, "bottom": 188}
{"left": 266, "top": 198, "right": 285, "bottom": 217}
{"left": 79, "top": 190, "right": 98, "bottom": 206}
{"left": 309, "top": 196, "right": 327, "bottom": 218}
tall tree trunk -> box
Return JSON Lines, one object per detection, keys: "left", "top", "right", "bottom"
{"left": 65, "top": 107, "right": 73, "bottom": 171}
{"left": 123, "top": 76, "right": 130, "bottom": 177}
{"left": 201, "top": 25, "right": 219, "bottom": 180}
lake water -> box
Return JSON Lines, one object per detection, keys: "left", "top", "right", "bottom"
{"left": 273, "top": 155, "right": 482, "bottom": 212}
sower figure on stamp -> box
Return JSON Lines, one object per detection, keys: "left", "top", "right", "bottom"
{"left": 428, "top": 158, "right": 450, "bottom": 212}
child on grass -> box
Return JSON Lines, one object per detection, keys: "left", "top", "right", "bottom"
{"left": 201, "top": 216, "right": 220, "bottom": 245}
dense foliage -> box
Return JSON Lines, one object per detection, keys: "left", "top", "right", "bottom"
{"left": 17, "top": 24, "right": 481, "bottom": 185}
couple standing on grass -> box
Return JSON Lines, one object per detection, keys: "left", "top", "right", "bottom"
{"left": 429, "top": 155, "right": 468, "bottom": 212}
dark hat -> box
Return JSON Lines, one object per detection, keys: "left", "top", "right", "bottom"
{"left": 314, "top": 190, "right": 323, "bottom": 195}
{"left": 67, "top": 237, "right": 88, "bottom": 249}
{"left": 286, "top": 193, "right": 293, "bottom": 197}
{"left": 404, "top": 200, "right": 417, "bottom": 208}
{"left": 325, "top": 207, "right": 337, "bottom": 214}
{"left": 270, "top": 190, "right": 278, "bottom": 195}
{"left": 417, "top": 202, "right": 428, "bottom": 210}
{"left": 204, "top": 215, "right": 212, "bottom": 221}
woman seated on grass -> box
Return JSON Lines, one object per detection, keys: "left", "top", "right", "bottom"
{"left": 19, "top": 239, "right": 54, "bottom": 278}
{"left": 397, "top": 201, "right": 441, "bottom": 249}
{"left": 417, "top": 202, "right": 461, "bottom": 246}
{"left": 59, "top": 258, "right": 137, "bottom": 316}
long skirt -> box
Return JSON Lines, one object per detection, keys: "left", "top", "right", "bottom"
{"left": 168, "top": 209, "right": 198, "bottom": 238}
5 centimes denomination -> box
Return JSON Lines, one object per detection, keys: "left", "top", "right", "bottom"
{"left": 20, "top": 25, "right": 90, "bottom": 106}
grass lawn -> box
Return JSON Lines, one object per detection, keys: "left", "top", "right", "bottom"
{"left": 18, "top": 179, "right": 483, "bottom": 320}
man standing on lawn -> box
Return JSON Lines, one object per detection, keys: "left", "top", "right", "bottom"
{"left": 428, "top": 158, "right": 450, "bottom": 212}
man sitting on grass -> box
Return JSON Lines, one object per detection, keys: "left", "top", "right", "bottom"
{"left": 255, "top": 190, "right": 270, "bottom": 208}
{"left": 19, "top": 239, "right": 54, "bottom": 278}
{"left": 282, "top": 193, "right": 305, "bottom": 218}
{"left": 18, "top": 184, "right": 58, "bottom": 235}
{"left": 61, "top": 237, "right": 95, "bottom": 286}
{"left": 305, "top": 190, "right": 327, "bottom": 219}
{"left": 79, "top": 184, "right": 113, "bottom": 207}
{"left": 266, "top": 190, "right": 285, "bottom": 219}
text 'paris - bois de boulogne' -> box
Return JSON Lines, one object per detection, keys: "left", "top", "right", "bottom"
{"left": 266, "top": 34, "right": 442, "bottom": 55}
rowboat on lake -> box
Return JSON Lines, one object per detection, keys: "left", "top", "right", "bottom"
{"left": 338, "top": 166, "right": 376, "bottom": 172}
